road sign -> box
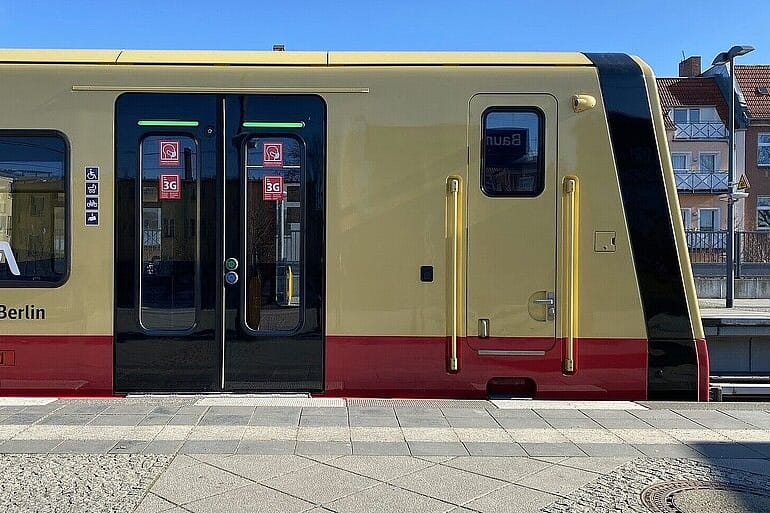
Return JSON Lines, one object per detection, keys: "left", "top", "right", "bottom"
{"left": 263, "top": 175, "right": 284, "bottom": 201}
{"left": 737, "top": 174, "right": 750, "bottom": 190}
{"left": 159, "top": 174, "right": 181, "bottom": 200}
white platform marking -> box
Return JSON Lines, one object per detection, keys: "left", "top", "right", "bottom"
{"left": 491, "top": 400, "right": 647, "bottom": 410}
{"left": 0, "top": 398, "right": 57, "bottom": 406}
{"left": 194, "top": 395, "right": 345, "bottom": 408}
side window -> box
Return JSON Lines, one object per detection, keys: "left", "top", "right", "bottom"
{"left": 0, "top": 133, "right": 68, "bottom": 285}
{"left": 482, "top": 109, "right": 544, "bottom": 197}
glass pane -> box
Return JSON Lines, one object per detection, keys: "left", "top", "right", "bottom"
{"left": 689, "top": 109, "right": 701, "bottom": 123}
{"left": 699, "top": 210, "right": 717, "bottom": 231}
{"left": 139, "top": 136, "right": 198, "bottom": 331}
{"left": 245, "top": 137, "right": 302, "bottom": 332}
{"left": 671, "top": 154, "right": 687, "bottom": 170}
{"left": 699, "top": 154, "right": 716, "bottom": 172}
{"left": 681, "top": 209, "right": 691, "bottom": 229}
{"left": 673, "top": 109, "right": 688, "bottom": 123}
{"left": 759, "top": 145, "right": 770, "bottom": 166}
{"left": 758, "top": 134, "right": 770, "bottom": 145}
{"left": 0, "top": 135, "right": 67, "bottom": 283}
{"left": 758, "top": 208, "right": 770, "bottom": 230}
{"left": 482, "top": 110, "right": 543, "bottom": 196}
{"left": 758, "top": 196, "right": 770, "bottom": 208}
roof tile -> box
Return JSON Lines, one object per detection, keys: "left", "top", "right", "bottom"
{"left": 655, "top": 77, "right": 729, "bottom": 129}
{"left": 736, "top": 65, "right": 770, "bottom": 120}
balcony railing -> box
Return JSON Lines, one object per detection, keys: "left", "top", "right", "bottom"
{"left": 674, "top": 121, "right": 727, "bottom": 139}
{"left": 674, "top": 171, "right": 728, "bottom": 193}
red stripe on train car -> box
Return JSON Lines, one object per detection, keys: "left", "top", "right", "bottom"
{"left": 323, "top": 336, "right": 648, "bottom": 400}
{"left": 695, "top": 338, "right": 710, "bottom": 402}
{"left": 0, "top": 335, "right": 113, "bottom": 396}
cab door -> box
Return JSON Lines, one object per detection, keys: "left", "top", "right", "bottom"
{"left": 466, "top": 94, "right": 558, "bottom": 358}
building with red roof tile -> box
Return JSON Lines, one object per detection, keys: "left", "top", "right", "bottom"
{"left": 656, "top": 56, "right": 744, "bottom": 233}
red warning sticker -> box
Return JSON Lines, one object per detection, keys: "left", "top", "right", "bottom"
{"left": 159, "top": 140, "right": 180, "bottom": 166}
{"left": 159, "top": 174, "right": 181, "bottom": 200}
{"left": 263, "top": 142, "right": 283, "bottom": 168}
{"left": 263, "top": 175, "right": 284, "bottom": 201}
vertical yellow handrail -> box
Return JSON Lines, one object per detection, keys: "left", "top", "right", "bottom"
{"left": 447, "top": 176, "right": 461, "bottom": 372}
{"left": 563, "top": 176, "right": 580, "bottom": 373}
{"left": 286, "top": 266, "right": 294, "bottom": 305}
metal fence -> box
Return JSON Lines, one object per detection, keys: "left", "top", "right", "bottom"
{"left": 685, "top": 230, "right": 770, "bottom": 276}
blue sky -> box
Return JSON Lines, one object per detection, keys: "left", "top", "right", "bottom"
{"left": 0, "top": 0, "right": 768, "bottom": 76}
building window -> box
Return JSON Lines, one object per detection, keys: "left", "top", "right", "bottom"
{"left": 0, "top": 133, "right": 68, "bottom": 285}
{"left": 759, "top": 133, "right": 770, "bottom": 166}
{"left": 673, "top": 108, "right": 701, "bottom": 124}
{"left": 681, "top": 208, "right": 692, "bottom": 230}
{"left": 671, "top": 153, "right": 690, "bottom": 171}
{"left": 481, "top": 109, "right": 544, "bottom": 197}
{"left": 758, "top": 196, "right": 770, "bottom": 230}
{"left": 698, "top": 208, "right": 720, "bottom": 232}
{"left": 699, "top": 152, "right": 720, "bottom": 173}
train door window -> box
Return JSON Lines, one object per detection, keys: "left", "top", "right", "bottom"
{"left": 139, "top": 136, "right": 199, "bottom": 331}
{"left": 481, "top": 109, "right": 544, "bottom": 196}
{"left": 243, "top": 136, "right": 303, "bottom": 332}
{"left": 0, "top": 133, "right": 68, "bottom": 285}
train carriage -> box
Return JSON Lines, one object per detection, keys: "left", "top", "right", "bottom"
{"left": 0, "top": 50, "right": 708, "bottom": 400}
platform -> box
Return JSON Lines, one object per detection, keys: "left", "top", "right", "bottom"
{"left": 1, "top": 396, "right": 770, "bottom": 512}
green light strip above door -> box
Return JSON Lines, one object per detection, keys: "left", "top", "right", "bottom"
{"left": 137, "top": 120, "right": 200, "bottom": 127}
{"left": 242, "top": 121, "right": 306, "bottom": 128}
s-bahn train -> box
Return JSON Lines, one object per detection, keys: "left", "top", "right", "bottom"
{"left": 0, "top": 49, "right": 708, "bottom": 400}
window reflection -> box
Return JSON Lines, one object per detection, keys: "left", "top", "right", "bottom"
{"left": 244, "top": 137, "right": 302, "bottom": 332}
{"left": 0, "top": 135, "right": 67, "bottom": 283}
{"left": 482, "top": 110, "right": 543, "bottom": 196}
{"left": 139, "top": 136, "right": 198, "bottom": 330}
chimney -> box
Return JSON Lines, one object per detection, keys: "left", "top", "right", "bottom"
{"left": 679, "top": 56, "right": 701, "bottom": 77}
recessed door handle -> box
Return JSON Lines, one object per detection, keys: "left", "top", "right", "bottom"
{"left": 531, "top": 292, "right": 556, "bottom": 321}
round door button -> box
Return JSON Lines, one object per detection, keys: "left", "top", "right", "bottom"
{"left": 225, "top": 258, "right": 239, "bottom": 271}
{"left": 225, "top": 271, "right": 239, "bottom": 285}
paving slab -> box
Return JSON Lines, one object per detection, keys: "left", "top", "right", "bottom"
{"left": 261, "top": 462, "right": 379, "bottom": 504}
{"left": 464, "top": 483, "right": 560, "bottom": 513}
{"left": 323, "top": 455, "right": 431, "bottom": 482}
{"left": 192, "top": 454, "right": 313, "bottom": 482}
{"left": 150, "top": 460, "right": 251, "bottom": 505}
{"left": 352, "top": 441, "right": 411, "bottom": 455}
{"left": 326, "top": 483, "right": 453, "bottom": 513}
{"left": 443, "top": 456, "right": 554, "bottom": 483}
{"left": 390, "top": 462, "right": 507, "bottom": 505}
{"left": 408, "top": 441, "right": 468, "bottom": 456}
{"left": 237, "top": 440, "right": 296, "bottom": 454}
{"left": 185, "top": 483, "right": 313, "bottom": 513}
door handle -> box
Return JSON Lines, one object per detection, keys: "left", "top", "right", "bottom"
{"left": 531, "top": 292, "right": 556, "bottom": 321}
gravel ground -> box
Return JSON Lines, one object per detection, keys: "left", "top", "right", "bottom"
{"left": 0, "top": 454, "right": 171, "bottom": 513}
{"left": 541, "top": 458, "right": 770, "bottom": 513}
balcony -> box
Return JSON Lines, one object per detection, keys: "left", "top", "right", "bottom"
{"left": 674, "top": 121, "right": 727, "bottom": 139}
{"left": 675, "top": 171, "right": 728, "bottom": 193}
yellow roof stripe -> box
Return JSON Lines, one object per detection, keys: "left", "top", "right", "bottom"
{"left": 0, "top": 49, "right": 592, "bottom": 66}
